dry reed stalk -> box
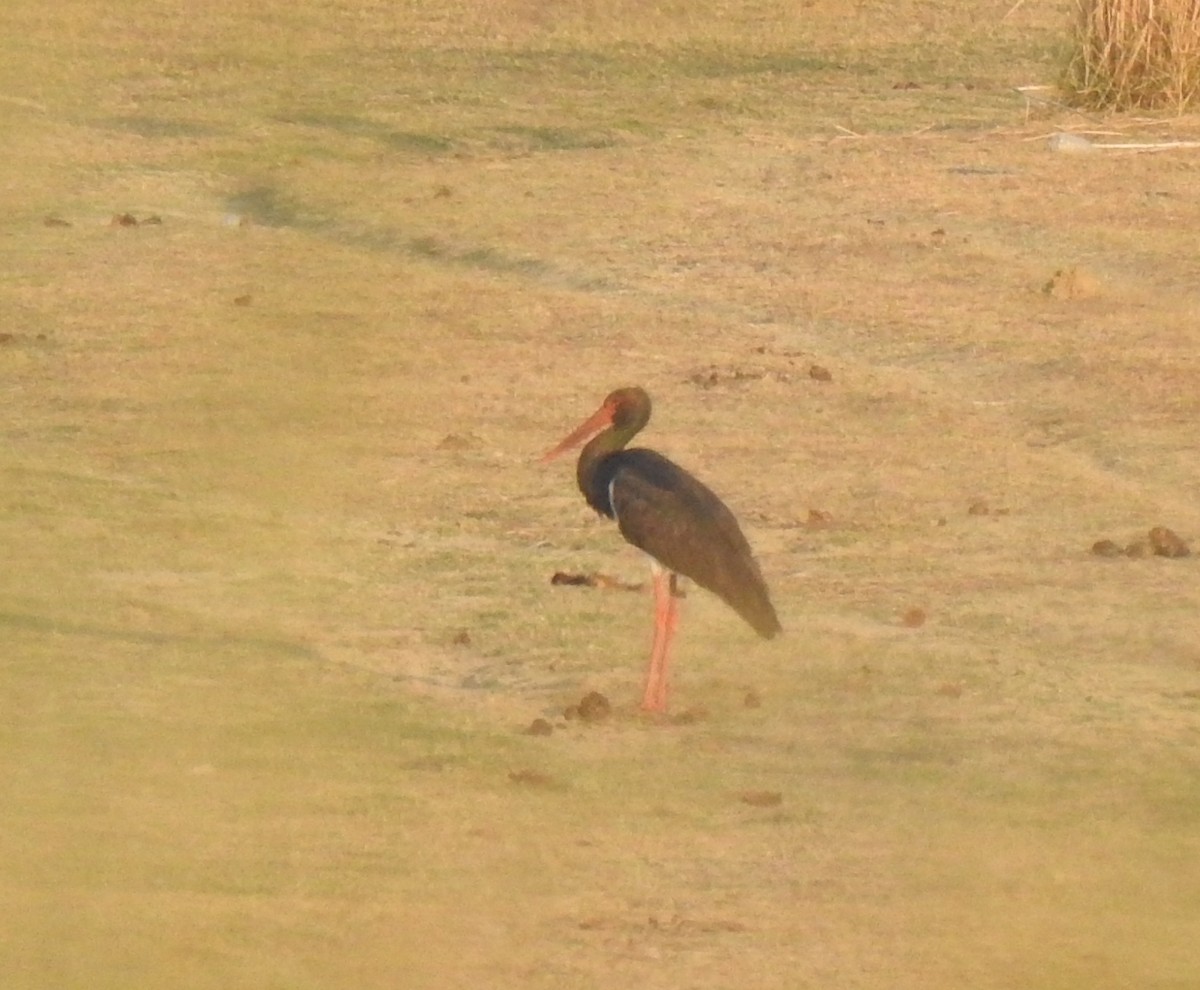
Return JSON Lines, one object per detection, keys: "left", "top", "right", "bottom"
{"left": 1064, "top": 0, "right": 1200, "bottom": 111}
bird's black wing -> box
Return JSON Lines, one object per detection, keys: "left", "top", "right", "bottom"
{"left": 605, "top": 449, "right": 781, "bottom": 638}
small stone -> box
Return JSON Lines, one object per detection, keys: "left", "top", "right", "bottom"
{"left": 524, "top": 718, "right": 553, "bottom": 736}
{"left": 1091, "top": 539, "right": 1123, "bottom": 557}
{"left": 1048, "top": 132, "right": 1096, "bottom": 154}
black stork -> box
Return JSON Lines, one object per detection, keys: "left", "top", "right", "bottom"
{"left": 542, "top": 386, "right": 781, "bottom": 713}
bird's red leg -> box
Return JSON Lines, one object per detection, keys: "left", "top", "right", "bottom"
{"left": 654, "top": 574, "right": 681, "bottom": 712}
{"left": 640, "top": 565, "right": 670, "bottom": 712}
{"left": 641, "top": 567, "right": 679, "bottom": 713}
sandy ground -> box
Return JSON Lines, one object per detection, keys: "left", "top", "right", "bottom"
{"left": 2, "top": 1, "right": 1200, "bottom": 987}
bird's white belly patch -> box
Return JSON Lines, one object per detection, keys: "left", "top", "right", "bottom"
{"left": 607, "top": 478, "right": 619, "bottom": 520}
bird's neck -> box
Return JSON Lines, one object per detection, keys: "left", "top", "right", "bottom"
{"left": 576, "top": 424, "right": 639, "bottom": 504}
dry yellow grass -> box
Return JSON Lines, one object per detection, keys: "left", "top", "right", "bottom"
{"left": 1065, "top": 0, "right": 1200, "bottom": 109}
{"left": 3, "top": 1, "right": 1200, "bottom": 988}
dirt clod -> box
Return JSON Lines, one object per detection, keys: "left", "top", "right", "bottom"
{"left": 902, "top": 607, "right": 927, "bottom": 628}
{"left": 110, "top": 212, "right": 139, "bottom": 226}
{"left": 808, "top": 363, "right": 833, "bottom": 382}
{"left": 508, "top": 768, "right": 560, "bottom": 788}
{"left": 451, "top": 629, "right": 471, "bottom": 646}
{"left": 805, "top": 508, "right": 834, "bottom": 529}
{"left": 743, "top": 689, "right": 762, "bottom": 709}
{"left": 1149, "top": 526, "right": 1190, "bottom": 558}
{"left": 1091, "top": 539, "right": 1123, "bottom": 557}
{"left": 550, "top": 571, "right": 641, "bottom": 591}
{"left": 436, "top": 432, "right": 477, "bottom": 451}
{"left": 670, "top": 705, "right": 710, "bottom": 725}
{"left": 524, "top": 718, "right": 553, "bottom": 736}
{"left": 1043, "top": 266, "right": 1101, "bottom": 300}
{"left": 686, "top": 365, "right": 766, "bottom": 389}
{"left": 738, "top": 790, "right": 783, "bottom": 807}
{"left": 577, "top": 690, "right": 611, "bottom": 722}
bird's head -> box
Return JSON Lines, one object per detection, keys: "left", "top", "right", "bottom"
{"left": 541, "top": 386, "right": 651, "bottom": 462}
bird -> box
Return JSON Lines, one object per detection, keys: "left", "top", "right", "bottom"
{"left": 542, "top": 386, "right": 780, "bottom": 713}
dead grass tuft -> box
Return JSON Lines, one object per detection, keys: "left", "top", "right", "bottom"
{"left": 1064, "top": 0, "right": 1200, "bottom": 110}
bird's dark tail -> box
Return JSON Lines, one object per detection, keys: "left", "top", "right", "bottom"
{"left": 716, "top": 575, "right": 781, "bottom": 639}
{"left": 742, "top": 598, "right": 782, "bottom": 639}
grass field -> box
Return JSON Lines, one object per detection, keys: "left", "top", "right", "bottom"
{"left": 3, "top": 1, "right": 1200, "bottom": 987}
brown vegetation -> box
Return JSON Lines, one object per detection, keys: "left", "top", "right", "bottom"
{"left": 1065, "top": 0, "right": 1200, "bottom": 109}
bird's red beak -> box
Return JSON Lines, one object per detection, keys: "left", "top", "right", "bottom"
{"left": 540, "top": 400, "right": 615, "bottom": 463}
